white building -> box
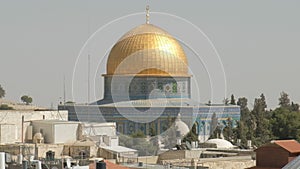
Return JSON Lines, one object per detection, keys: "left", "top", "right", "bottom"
{"left": 30, "top": 120, "right": 79, "bottom": 144}
{"left": 0, "top": 110, "right": 68, "bottom": 144}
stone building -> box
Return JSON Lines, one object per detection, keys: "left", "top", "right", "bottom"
{"left": 0, "top": 110, "right": 67, "bottom": 144}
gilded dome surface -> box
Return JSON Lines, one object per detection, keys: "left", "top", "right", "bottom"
{"left": 106, "top": 24, "right": 189, "bottom": 77}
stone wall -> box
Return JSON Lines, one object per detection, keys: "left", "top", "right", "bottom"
{"left": 0, "top": 110, "right": 68, "bottom": 143}
{"left": 158, "top": 149, "right": 202, "bottom": 163}
{"left": 36, "top": 144, "right": 64, "bottom": 159}
{"left": 63, "top": 145, "right": 98, "bottom": 158}
{"left": 161, "top": 156, "right": 255, "bottom": 169}
{"left": 0, "top": 124, "right": 16, "bottom": 144}
{"left": 0, "top": 143, "right": 98, "bottom": 160}
{"left": 0, "top": 144, "right": 35, "bottom": 155}
{"left": 158, "top": 150, "right": 185, "bottom": 162}
{"left": 200, "top": 160, "right": 255, "bottom": 169}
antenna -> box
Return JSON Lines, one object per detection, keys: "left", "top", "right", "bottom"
{"left": 63, "top": 75, "right": 66, "bottom": 104}
{"left": 146, "top": 5, "right": 150, "bottom": 24}
{"left": 87, "top": 1, "right": 91, "bottom": 104}
{"left": 87, "top": 54, "right": 90, "bottom": 104}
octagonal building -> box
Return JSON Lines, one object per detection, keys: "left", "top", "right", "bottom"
{"left": 59, "top": 17, "right": 240, "bottom": 142}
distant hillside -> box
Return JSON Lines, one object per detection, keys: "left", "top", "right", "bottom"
{"left": 0, "top": 99, "right": 45, "bottom": 110}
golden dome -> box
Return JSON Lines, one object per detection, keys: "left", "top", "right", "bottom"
{"left": 105, "top": 24, "right": 189, "bottom": 77}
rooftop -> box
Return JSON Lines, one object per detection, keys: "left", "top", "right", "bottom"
{"left": 273, "top": 140, "right": 300, "bottom": 153}
{"left": 31, "top": 120, "right": 80, "bottom": 125}
{"left": 282, "top": 155, "right": 300, "bottom": 169}
{"left": 205, "top": 139, "right": 235, "bottom": 149}
{"left": 94, "top": 98, "right": 240, "bottom": 108}
{"left": 101, "top": 146, "right": 137, "bottom": 153}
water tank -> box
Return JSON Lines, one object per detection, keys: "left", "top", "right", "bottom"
{"left": 22, "top": 160, "right": 28, "bottom": 169}
{"left": 96, "top": 161, "right": 106, "bottom": 169}
{"left": 0, "top": 152, "right": 5, "bottom": 169}
{"left": 66, "top": 158, "right": 71, "bottom": 168}
{"left": 5, "top": 153, "right": 12, "bottom": 163}
{"left": 247, "top": 140, "right": 252, "bottom": 148}
{"left": 191, "top": 141, "right": 196, "bottom": 148}
{"left": 17, "top": 154, "right": 23, "bottom": 165}
{"left": 35, "top": 161, "right": 42, "bottom": 169}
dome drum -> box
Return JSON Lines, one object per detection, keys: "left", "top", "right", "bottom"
{"left": 103, "top": 76, "right": 191, "bottom": 102}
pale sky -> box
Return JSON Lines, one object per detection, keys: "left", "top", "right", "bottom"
{"left": 0, "top": 0, "right": 300, "bottom": 109}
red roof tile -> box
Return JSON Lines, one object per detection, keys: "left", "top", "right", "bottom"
{"left": 273, "top": 140, "right": 300, "bottom": 153}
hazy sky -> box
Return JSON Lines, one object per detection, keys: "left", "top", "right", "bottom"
{"left": 1, "top": 0, "right": 300, "bottom": 109}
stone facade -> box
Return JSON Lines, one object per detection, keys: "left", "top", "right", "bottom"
{"left": 0, "top": 110, "right": 68, "bottom": 143}
{"left": 60, "top": 104, "right": 240, "bottom": 142}
{"left": 0, "top": 124, "right": 16, "bottom": 144}
{"left": 101, "top": 76, "right": 191, "bottom": 104}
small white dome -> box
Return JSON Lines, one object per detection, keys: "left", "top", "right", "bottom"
{"left": 206, "top": 139, "right": 234, "bottom": 149}
{"left": 174, "top": 113, "right": 190, "bottom": 137}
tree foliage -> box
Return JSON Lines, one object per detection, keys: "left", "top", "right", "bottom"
{"left": 183, "top": 123, "right": 198, "bottom": 143}
{"left": 149, "top": 122, "right": 157, "bottom": 137}
{"left": 233, "top": 121, "right": 247, "bottom": 146}
{"left": 21, "top": 95, "right": 33, "bottom": 105}
{"left": 279, "top": 91, "right": 290, "bottom": 108}
{"left": 236, "top": 97, "right": 255, "bottom": 145}
{"left": 210, "top": 112, "right": 218, "bottom": 136}
{"left": 0, "top": 104, "right": 13, "bottom": 110}
{"left": 210, "top": 125, "right": 222, "bottom": 139}
{"left": 270, "top": 107, "right": 300, "bottom": 141}
{"left": 230, "top": 94, "right": 236, "bottom": 105}
{"left": 252, "top": 94, "right": 271, "bottom": 146}
{"left": 233, "top": 92, "right": 300, "bottom": 147}
{"left": 291, "top": 102, "right": 299, "bottom": 112}
{"left": 223, "top": 118, "right": 234, "bottom": 141}
{"left": 0, "top": 85, "right": 5, "bottom": 98}
{"left": 223, "top": 98, "right": 229, "bottom": 105}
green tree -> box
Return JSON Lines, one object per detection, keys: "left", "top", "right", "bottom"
{"left": 210, "top": 112, "right": 218, "bottom": 136}
{"left": 252, "top": 94, "right": 271, "bottom": 146}
{"left": 0, "top": 104, "right": 13, "bottom": 110}
{"left": 230, "top": 94, "right": 236, "bottom": 105}
{"left": 149, "top": 122, "right": 157, "bottom": 137}
{"left": 223, "top": 98, "right": 229, "bottom": 105}
{"left": 21, "top": 95, "right": 33, "bottom": 105}
{"left": 233, "top": 121, "right": 247, "bottom": 146}
{"left": 131, "top": 130, "right": 146, "bottom": 138}
{"left": 0, "top": 85, "right": 5, "bottom": 98}
{"left": 237, "top": 97, "right": 250, "bottom": 121}
{"left": 279, "top": 91, "right": 290, "bottom": 108}
{"left": 270, "top": 107, "right": 300, "bottom": 142}
{"left": 223, "top": 118, "right": 234, "bottom": 141}
{"left": 183, "top": 123, "right": 198, "bottom": 143}
{"left": 210, "top": 125, "right": 222, "bottom": 139}
{"left": 291, "top": 102, "right": 299, "bottom": 112}
{"left": 236, "top": 97, "right": 255, "bottom": 143}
